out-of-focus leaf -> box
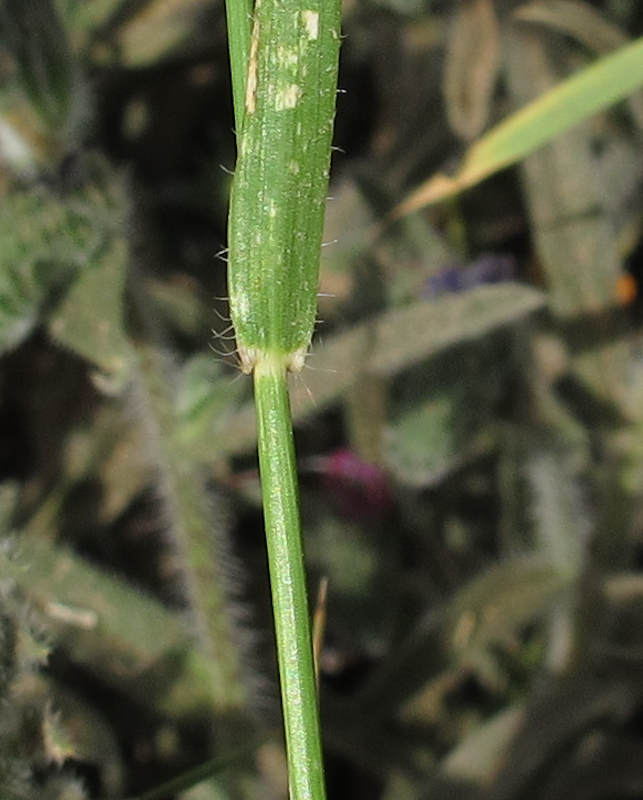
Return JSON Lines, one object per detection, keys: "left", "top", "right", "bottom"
{"left": 503, "top": 25, "right": 643, "bottom": 585}
{"left": 322, "top": 690, "right": 422, "bottom": 780}
{"left": 595, "top": 133, "right": 643, "bottom": 256}
{"left": 0, "top": 256, "right": 75, "bottom": 353}
{"left": 440, "top": 705, "right": 524, "bottom": 784}
{"left": 0, "top": 0, "right": 75, "bottom": 131}
{"left": 174, "top": 353, "right": 249, "bottom": 453}
{"left": 320, "top": 173, "right": 456, "bottom": 312}
{"left": 504, "top": 23, "right": 629, "bottom": 403}
{"left": 525, "top": 446, "right": 587, "bottom": 578}
{"left": 385, "top": 338, "right": 505, "bottom": 487}
{"left": 393, "top": 34, "right": 643, "bottom": 216}
{"left": 48, "top": 232, "right": 130, "bottom": 385}
{"left": 146, "top": 274, "right": 209, "bottom": 339}
{"left": 35, "top": 677, "right": 124, "bottom": 796}
{"left": 7, "top": 537, "right": 214, "bottom": 717}
{"left": 602, "top": 573, "right": 643, "bottom": 654}
{"left": 215, "top": 283, "right": 545, "bottom": 456}
{"left": 305, "top": 515, "right": 394, "bottom": 656}
{"left": 444, "top": 0, "right": 501, "bottom": 141}
{"left": 0, "top": 0, "right": 86, "bottom": 174}
{"left": 440, "top": 558, "right": 565, "bottom": 665}
{"left": 129, "top": 334, "right": 258, "bottom": 723}
{"left": 514, "top": 0, "right": 643, "bottom": 127}
{"left": 344, "top": 374, "right": 388, "bottom": 464}
{"left": 88, "top": 0, "right": 216, "bottom": 67}
{"left": 59, "top": 0, "right": 128, "bottom": 45}
{"left": 476, "top": 671, "right": 643, "bottom": 800}
{"left": 533, "top": 732, "right": 643, "bottom": 800}
{"left": 355, "top": 556, "right": 568, "bottom": 717}
{"left": 0, "top": 165, "right": 124, "bottom": 355}
{"left": 32, "top": 162, "right": 129, "bottom": 382}
{"left": 514, "top": 0, "right": 629, "bottom": 51}
{"left": 376, "top": 208, "right": 456, "bottom": 308}
{"left": 319, "top": 176, "right": 376, "bottom": 310}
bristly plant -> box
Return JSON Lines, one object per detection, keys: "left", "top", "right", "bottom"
{"left": 4, "top": 1, "right": 643, "bottom": 799}
{"left": 225, "top": 0, "right": 341, "bottom": 798}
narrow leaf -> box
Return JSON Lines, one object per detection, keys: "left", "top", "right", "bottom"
{"left": 214, "top": 283, "right": 545, "bottom": 457}
{"left": 227, "top": 0, "right": 341, "bottom": 372}
{"left": 443, "top": 0, "right": 501, "bottom": 141}
{"left": 393, "top": 34, "right": 643, "bottom": 216}
{"left": 514, "top": 0, "right": 643, "bottom": 127}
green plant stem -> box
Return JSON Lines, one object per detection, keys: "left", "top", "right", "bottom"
{"left": 225, "top": 0, "right": 252, "bottom": 141}
{"left": 254, "top": 354, "right": 326, "bottom": 800}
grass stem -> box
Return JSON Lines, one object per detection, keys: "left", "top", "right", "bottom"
{"left": 254, "top": 355, "right": 326, "bottom": 800}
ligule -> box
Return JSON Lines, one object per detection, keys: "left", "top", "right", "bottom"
{"left": 227, "top": 0, "right": 341, "bottom": 374}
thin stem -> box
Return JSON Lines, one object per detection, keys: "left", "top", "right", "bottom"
{"left": 225, "top": 0, "right": 252, "bottom": 143}
{"left": 254, "top": 354, "right": 326, "bottom": 800}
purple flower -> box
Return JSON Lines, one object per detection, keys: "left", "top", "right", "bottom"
{"left": 303, "top": 449, "right": 392, "bottom": 520}
{"left": 423, "top": 253, "right": 516, "bottom": 299}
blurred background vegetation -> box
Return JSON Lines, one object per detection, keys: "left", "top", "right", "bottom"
{"left": 2, "top": 0, "right": 643, "bottom": 798}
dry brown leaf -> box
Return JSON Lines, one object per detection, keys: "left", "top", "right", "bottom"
{"left": 444, "top": 0, "right": 501, "bottom": 141}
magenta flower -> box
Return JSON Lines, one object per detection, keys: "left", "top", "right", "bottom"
{"left": 303, "top": 448, "right": 393, "bottom": 520}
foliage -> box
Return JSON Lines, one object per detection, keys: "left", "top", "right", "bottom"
{"left": 1, "top": 0, "right": 643, "bottom": 799}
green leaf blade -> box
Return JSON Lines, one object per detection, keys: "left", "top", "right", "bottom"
{"left": 395, "top": 33, "right": 643, "bottom": 215}
{"left": 228, "top": 0, "right": 341, "bottom": 373}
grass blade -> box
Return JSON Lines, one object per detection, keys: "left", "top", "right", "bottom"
{"left": 394, "top": 34, "right": 643, "bottom": 216}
